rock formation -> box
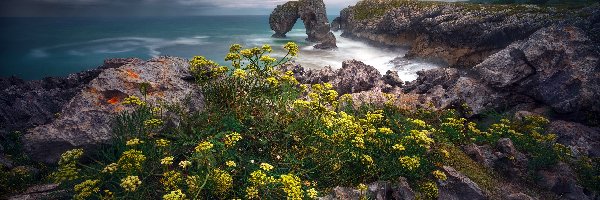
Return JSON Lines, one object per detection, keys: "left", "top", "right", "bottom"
{"left": 269, "top": 0, "right": 337, "bottom": 49}
{"left": 20, "top": 57, "right": 203, "bottom": 164}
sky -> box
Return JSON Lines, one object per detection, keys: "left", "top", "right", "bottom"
{"left": 0, "top": 0, "right": 362, "bottom": 17}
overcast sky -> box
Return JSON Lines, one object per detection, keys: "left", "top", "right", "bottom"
{"left": 0, "top": 0, "right": 363, "bottom": 17}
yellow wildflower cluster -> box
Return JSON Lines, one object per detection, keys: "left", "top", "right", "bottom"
{"left": 392, "top": 143, "right": 406, "bottom": 151}
{"left": 284, "top": 42, "right": 299, "bottom": 56}
{"left": 162, "top": 171, "right": 183, "bottom": 190}
{"left": 232, "top": 69, "right": 247, "bottom": 79}
{"left": 409, "top": 118, "right": 428, "bottom": 128}
{"left": 407, "top": 130, "right": 434, "bottom": 149}
{"left": 419, "top": 181, "right": 439, "bottom": 199}
{"left": 249, "top": 170, "right": 272, "bottom": 186}
{"left": 432, "top": 170, "right": 447, "bottom": 181}
{"left": 245, "top": 186, "right": 259, "bottom": 199}
{"left": 399, "top": 156, "right": 421, "bottom": 171}
{"left": 126, "top": 138, "right": 144, "bottom": 146}
{"left": 102, "top": 163, "right": 118, "bottom": 174}
{"left": 259, "top": 55, "right": 277, "bottom": 63}
{"left": 144, "top": 118, "right": 164, "bottom": 127}
{"left": 212, "top": 169, "right": 233, "bottom": 195}
{"left": 195, "top": 141, "right": 213, "bottom": 152}
{"left": 262, "top": 44, "right": 272, "bottom": 53}
{"left": 266, "top": 77, "right": 279, "bottom": 87}
{"left": 156, "top": 139, "right": 171, "bottom": 147}
{"left": 281, "top": 71, "right": 299, "bottom": 85}
{"left": 120, "top": 176, "right": 142, "bottom": 192}
{"left": 74, "top": 179, "right": 100, "bottom": 200}
{"left": 52, "top": 149, "right": 84, "bottom": 183}
{"left": 163, "top": 189, "right": 187, "bottom": 200}
{"left": 226, "top": 160, "right": 237, "bottom": 167}
{"left": 357, "top": 183, "right": 368, "bottom": 192}
{"left": 224, "top": 132, "right": 242, "bottom": 147}
{"left": 122, "top": 95, "right": 146, "bottom": 106}
{"left": 362, "top": 154, "right": 374, "bottom": 166}
{"left": 280, "top": 174, "right": 304, "bottom": 200}
{"left": 179, "top": 160, "right": 192, "bottom": 169}
{"left": 306, "top": 188, "right": 319, "bottom": 199}
{"left": 186, "top": 175, "right": 200, "bottom": 194}
{"left": 117, "top": 149, "right": 146, "bottom": 172}
{"left": 161, "top": 156, "right": 174, "bottom": 166}
{"left": 260, "top": 163, "right": 274, "bottom": 171}
{"left": 378, "top": 127, "right": 394, "bottom": 134}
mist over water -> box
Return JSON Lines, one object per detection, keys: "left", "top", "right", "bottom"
{"left": 0, "top": 16, "right": 440, "bottom": 81}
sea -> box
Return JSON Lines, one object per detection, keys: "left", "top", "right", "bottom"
{"left": 0, "top": 16, "right": 440, "bottom": 81}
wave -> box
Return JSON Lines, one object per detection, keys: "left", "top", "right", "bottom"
{"left": 30, "top": 36, "right": 211, "bottom": 58}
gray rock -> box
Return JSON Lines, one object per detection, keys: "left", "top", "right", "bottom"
{"left": 383, "top": 70, "right": 403, "bottom": 88}
{"left": 462, "top": 144, "right": 496, "bottom": 168}
{"left": 536, "top": 162, "right": 590, "bottom": 200}
{"left": 332, "top": 60, "right": 384, "bottom": 94}
{"left": 7, "top": 184, "right": 67, "bottom": 200}
{"left": 22, "top": 57, "right": 203, "bottom": 164}
{"left": 270, "top": 0, "right": 337, "bottom": 49}
{"left": 506, "top": 193, "right": 536, "bottom": 200}
{"left": 438, "top": 166, "right": 487, "bottom": 200}
{"left": 475, "top": 25, "right": 600, "bottom": 116}
{"left": 547, "top": 120, "right": 600, "bottom": 158}
{"left": 393, "top": 177, "right": 415, "bottom": 200}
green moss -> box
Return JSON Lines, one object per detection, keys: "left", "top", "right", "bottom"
{"left": 443, "top": 144, "right": 500, "bottom": 198}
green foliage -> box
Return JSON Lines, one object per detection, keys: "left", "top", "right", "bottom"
{"left": 49, "top": 43, "right": 599, "bottom": 199}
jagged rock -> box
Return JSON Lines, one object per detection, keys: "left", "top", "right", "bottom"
{"left": 403, "top": 68, "right": 460, "bottom": 94}
{"left": 332, "top": 60, "right": 384, "bottom": 94}
{"left": 368, "top": 181, "right": 393, "bottom": 200}
{"left": 0, "top": 58, "right": 136, "bottom": 139}
{"left": 331, "top": 17, "right": 342, "bottom": 31}
{"left": 536, "top": 162, "right": 590, "bottom": 200}
{"left": 475, "top": 25, "right": 600, "bottom": 116}
{"left": 463, "top": 144, "right": 497, "bottom": 168}
{"left": 506, "top": 193, "right": 536, "bottom": 200}
{"left": 494, "top": 138, "right": 528, "bottom": 180}
{"left": 7, "top": 184, "right": 67, "bottom": 200}
{"left": 338, "top": 1, "right": 551, "bottom": 67}
{"left": 547, "top": 120, "right": 600, "bottom": 158}
{"left": 383, "top": 70, "right": 403, "bottom": 88}
{"left": 22, "top": 57, "right": 203, "bottom": 164}
{"left": 393, "top": 177, "right": 416, "bottom": 200}
{"left": 438, "top": 166, "right": 487, "bottom": 200}
{"left": 270, "top": 0, "right": 337, "bottom": 49}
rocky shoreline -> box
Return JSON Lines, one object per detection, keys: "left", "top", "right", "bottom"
{"left": 1, "top": 0, "right": 600, "bottom": 199}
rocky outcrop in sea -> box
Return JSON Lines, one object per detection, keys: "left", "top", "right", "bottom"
{"left": 269, "top": 0, "right": 337, "bottom": 49}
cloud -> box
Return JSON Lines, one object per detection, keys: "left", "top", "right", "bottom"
{"left": 0, "top": 0, "right": 361, "bottom": 16}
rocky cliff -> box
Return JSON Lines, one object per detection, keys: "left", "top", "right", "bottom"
{"left": 270, "top": 0, "right": 337, "bottom": 49}
{"left": 335, "top": 0, "right": 598, "bottom": 68}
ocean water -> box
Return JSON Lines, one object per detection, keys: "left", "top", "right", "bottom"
{"left": 0, "top": 16, "right": 440, "bottom": 81}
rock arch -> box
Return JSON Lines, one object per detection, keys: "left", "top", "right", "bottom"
{"left": 269, "top": 0, "right": 337, "bottom": 49}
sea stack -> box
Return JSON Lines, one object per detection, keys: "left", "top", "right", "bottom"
{"left": 269, "top": 0, "right": 337, "bottom": 49}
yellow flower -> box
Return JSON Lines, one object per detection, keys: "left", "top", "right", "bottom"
{"left": 357, "top": 183, "right": 368, "bottom": 192}
{"left": 306, "top": 188, "right": 318, "bottom": 199}
{"left": 74, "top": 179, "right": 100, "bottom": 200}
{"left": 280, "top": 174, "right": 304, "bottom": 200}
{"left": 225, "top": 53, "right": 241, "bottom": 61}
{"left": 240, "top": 49, "right": 253, "bottom": 58}
{"left": 102, "top": 163, "right": 118, "bottom": 174}
{"left": 117, "top": 149, "right": 146, "bottom": 172}
{"left": 232, "top": 69, "right": 247, "bottom": 79}
{"left": 260, "top": 163, "right": 274, "bottom": 171}
{"left": 226, "top": 160, "right": 237, "bottom": 168}
{"left": 362, "top": 154, "right": 374, "bottom": 166}
{"left": 144, "top": 119, "right": 164, "bottom": 127}
{"left": 121, "top": 176, "right": 142, "bottom": 192}
{"left": 229, "top": 44, "right": 242, "bottom": 53}
{"left": 212, "top": 169, "right": 233, "bottom": 195}
{"left": 163, "top": 189, "right": 187, "bottom": 200}
{"left": 161, "top": 156, "right": 174, "bottom": 166}
{"left": 262, "top": 44, "right": 272, "bottom": 53}
{"left": 122, "top": 95, "right": 146, "bottom": 106}
{"left": 266, "top": 77, "right": 279, "bottom": 87}
{"left": 432, "top": 170, "right": 447, "bottom": 181}
{"left": 162, "top": 171, "right": 183, "bottom": 190}
{"left": 378, "top": 127, "right": 393, "bottom": 134}
{"left": 249, "top": 170, "right": 268, "bottom": 186}
{"left": 284, "top": 42, "right": 299, "bottom": 56}
{"left": 186, "top": 175, "right": 200, "bottom": 194}
{"left": 179, "top": 160, "right": 192, "bottom": 169}
{"left": 126, "top": 138, "right": 144, "bottom": 146}
{"left": 259, "top": 55, "right": 277, "bottom": 63}
{"left": 195, "top": 141, "right": 213, "bottom": 152}
{"left": 52, "top": 149, "right": 84, "bottom": 183}
{"left": 156, "top": 139, "right": 171, "bottom": 147}
{"left": 224, "top": 132, "right": 242, "bottom": 147}
{"left": 392, "top": 144, "right": 405, "bottom": 151}
{"left": 399, "top": 156, "right": 420, "bottom": 171}
{"left": 245, "top": 186, "right": 259, "bottom": 199}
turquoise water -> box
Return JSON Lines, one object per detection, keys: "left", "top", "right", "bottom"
{"left": 0, "top": 16, "right": 439, "bottom": 80}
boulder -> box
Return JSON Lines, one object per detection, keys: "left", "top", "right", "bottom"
{"left": 22, "top": 57, "right": 203, "bottom": 164}
{"left": 331, "top": 60, "right": 384, "bottom": 94}
{"left": 7, "top": 184, "right": 67, "bottom": 200}
{"left": 438, "top": 166, "right": 487, "bottom": 200}
{"left": 475, "top": 25, "right": 600, "bottom": 116}
{"left": 270, "top": 0, "right": 337, "bottom": 49}
{"left": 547, "top": 120, "right": 600, "bottom": 158}
{"left": 536, "top": 162, "right": 590, "bottom": 200}
{"left": 393, "top": 177, "right": 416, "bottom": 200}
